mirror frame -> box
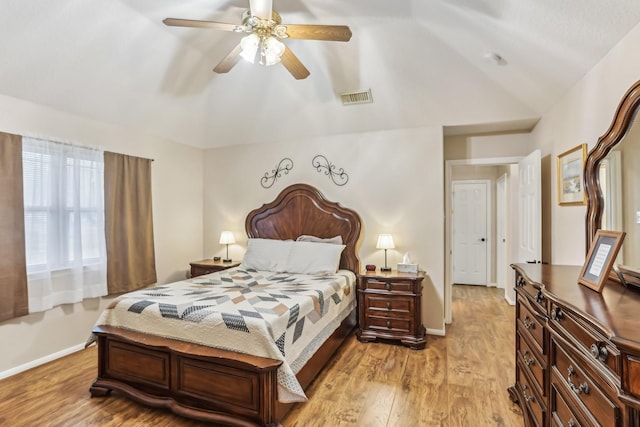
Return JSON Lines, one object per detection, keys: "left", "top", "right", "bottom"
{"left": 585, "top": 79, "right": 640, "bottom": 253}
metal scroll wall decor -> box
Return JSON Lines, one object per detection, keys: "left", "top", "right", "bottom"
{"left": 312, "top": 154, "right": 349, "bottom": 186}
{"left": 260, "top": 157, "right": 294, "bottom": 189}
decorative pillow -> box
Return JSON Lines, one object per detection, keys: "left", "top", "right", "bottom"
{"left": 240, "top": 238, "right": 292, "bottom": 272}
{"left": 284, "top": 241, "right": 346, "bottom": 275}
{"left": 296, "top": 234, "right": 343, "bottom": 245}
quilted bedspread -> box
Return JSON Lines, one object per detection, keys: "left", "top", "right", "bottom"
{"left": 88, "top": 267, "right": 356, "bottom": 402}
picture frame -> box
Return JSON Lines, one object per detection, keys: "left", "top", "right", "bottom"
{"left": 578, "top": 230, "right": 626, "bottom": 292}
{"left": 557, "top": 144, "right": 587, "bottom": 205}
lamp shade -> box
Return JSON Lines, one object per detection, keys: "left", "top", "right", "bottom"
{"left": 262, "top": 37, "right": 285, "bottom": 66}
{"left": 219, "top": 231, "right": 235, "bottom": 245}
{"left": 376, "top": 234, "right": 395, "bottom": 250}
{"left": 239, "top": 34, "right": 260, "bottom": 64}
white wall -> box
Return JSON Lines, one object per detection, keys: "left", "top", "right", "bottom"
{"left": 531, "top": 21, "right": 640, "bottom": 265}
{"left": 202, "top": 127, "right": 446, "bottom": 334}
{"left": 0, "top": 94, "right": 204, "bottom": 375}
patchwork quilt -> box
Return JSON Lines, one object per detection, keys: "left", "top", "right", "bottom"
{"left": 88, "top": 267, "right": 356, "bottom": 402}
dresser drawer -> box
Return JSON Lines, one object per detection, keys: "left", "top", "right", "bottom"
{"left": 518, "top": 330, "right": 546, "bottom": 397}
{"left": 518, "top": 298, "right": 545, "bottom": 353}
{"left": 363, "top": 294, "right": 413, "bottom": 315}
{"left": 551, "top": 382, "right": 585, "bottom": 427}
{"left": 549, "top": 303, "right": 620, "bottom": 376}
{"left": 365, "top": 315, "right": 412, "bottom": 334}
{"left": 517, "top": 363, "right": 546, "bottom": 427}
{"left": 362, "top": 278, "right": 414, "bottom": 293}
{"left": 551, "top": 339, "right": 620, "bottom": 427}
{"left": 516, "top": 273, "right": 547, "bottom": 313}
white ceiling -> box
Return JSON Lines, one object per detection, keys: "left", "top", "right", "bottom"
{"left": 1, "top": 1, "right": 640, "bottom": 148}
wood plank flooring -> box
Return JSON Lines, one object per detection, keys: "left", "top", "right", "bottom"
{"left": 0, "top": 285, "right": 522, "bottom": 426}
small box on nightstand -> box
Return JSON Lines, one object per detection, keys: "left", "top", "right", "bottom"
{"left": 397, "top": 263, "right": 419, "bottom": 273}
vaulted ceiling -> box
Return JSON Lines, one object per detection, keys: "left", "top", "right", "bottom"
{"left": 2, "top": 1, "right": 640, "bottom": 148}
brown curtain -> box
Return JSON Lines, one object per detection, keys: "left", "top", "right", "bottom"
{"left": 0, "top": 133, "right": 28, "bottom": 321}
{"left": 104, "top": 151, "right": 157, "bottom": 294}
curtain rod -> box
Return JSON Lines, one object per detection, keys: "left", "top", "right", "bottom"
{"left": 21, "top": 133, "right": 154, "bottom": 162}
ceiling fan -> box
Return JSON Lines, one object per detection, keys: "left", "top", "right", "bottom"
{"left": 163, "top": 0, "right": 352, "bottom": 80}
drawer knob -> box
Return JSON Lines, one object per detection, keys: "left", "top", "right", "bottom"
{"left": 386, "top": 301, "right": 392, "bottom": 310}
{"left": 385, "top": 283, "right": 392, "bottom": 291}
{"left": 522, "top": 384, "right": 535, "bottom": 403}
{"left": 567, "top": 365, "right": 590, "bottom": 395}
{"left": 386, "top": 320, "right": 392, "bottom": 329}
{"left": 551, "top": 306, "right": 564, "bottom": 321}
{"left": 522, "top": 349, "right": 535, "bottom": 366}
{"left": 523, "top": 315, "right": 535, "bottom": 330}
{"left": 590, "top": 343, "right": 608, "bottom": 362}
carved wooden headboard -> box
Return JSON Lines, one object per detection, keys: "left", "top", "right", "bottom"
{"left": 245, "top": 183, "right": 362, "bottom": 273}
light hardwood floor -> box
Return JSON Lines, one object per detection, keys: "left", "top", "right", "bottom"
{"left": 0, "top": 285, "right": 523, "bottom": 426}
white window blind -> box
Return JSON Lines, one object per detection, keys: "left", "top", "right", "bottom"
{"left": 22, "top": 137, "right": 107, "bottom": 312}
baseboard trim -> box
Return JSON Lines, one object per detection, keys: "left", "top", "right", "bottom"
{"left": 427, "top": 327, "right": 446, "bottom": 336}
{"left": 0, "top": 343, "right": 86, "bottom": 380}
{"left": 504, "top": 294, "right": 516, "bottom": 306}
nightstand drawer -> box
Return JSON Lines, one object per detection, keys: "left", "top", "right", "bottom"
{"left": 362, "top": 278, "right": 414, "bottom": 293}
{"left": 365, "top": 315, "right": 412, "bottom": 334}
{"left": 364, "top": 294, "right": 413, "bottom": 315}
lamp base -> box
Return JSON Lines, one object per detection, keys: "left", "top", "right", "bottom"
{"left": 223, "top": 259, "right": 232, "bottom": 263}
{"left": 380, "top": 267, "right": 392, "bottom": 272}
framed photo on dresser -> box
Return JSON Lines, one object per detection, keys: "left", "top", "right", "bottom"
{"left": 578, "top": 229, "right": 626, "bottom": 292}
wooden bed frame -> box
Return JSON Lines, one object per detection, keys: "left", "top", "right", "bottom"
{"left": 89, "top": 183, "right": 362, "bottom": 427}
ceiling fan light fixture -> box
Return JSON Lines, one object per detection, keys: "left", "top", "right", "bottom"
{"left": 262, "top": 37, "right": 285, "bottom": 66}
{"left": 240, "top": 33, "right": 260, "bottom": 64}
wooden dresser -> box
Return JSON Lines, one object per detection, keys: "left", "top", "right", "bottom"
{"left": 510, "top": 263, "right": 640, "bottom": 427}
{"left": 356, "top": 270, "right": 426, "bottom": 349}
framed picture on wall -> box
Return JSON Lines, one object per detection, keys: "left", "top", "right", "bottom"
{"left": 557, "top": 144, "right": 587, "bottom": 205}
{"left": 578, "top": 230, "right": 626, "bottom": 292}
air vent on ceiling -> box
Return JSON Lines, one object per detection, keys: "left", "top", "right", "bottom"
{"left": 340, "top": 89, "right": 373, "bottom": 105}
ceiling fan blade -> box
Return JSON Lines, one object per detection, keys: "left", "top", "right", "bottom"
{"left": 277, "top": 24, "right": 352, "bottom": 42}
{"left": 249, "top": 0, "right": 273, "bottom": 19}
{"left": 163, "top": 18, "right": 248, "bottom": 32}
{"left": 213, "top": 43, "right": 243, "bottom": 74}
{"left": 280, "top": 46, "right": 310, "bottom": 80}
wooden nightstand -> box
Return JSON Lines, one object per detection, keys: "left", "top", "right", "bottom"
{"left": 189, "top": 259, "right": 241, "bottom": 278}
{"left": 356, "top": 270, "right": 426, "bottom": 349}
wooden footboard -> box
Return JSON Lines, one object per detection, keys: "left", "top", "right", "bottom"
{"left": 90, "top": 310, "right": 356, "bottom": 427}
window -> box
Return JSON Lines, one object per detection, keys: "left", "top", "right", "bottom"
{"left": 22, "top": 137, "right": 107, "bottom": 312}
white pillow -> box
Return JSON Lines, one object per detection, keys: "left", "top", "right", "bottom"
{"left": 284, "top": 241, "right": 346, "bottom": 275}
{"left": 296, "top": 234, "right": 343, "bottom": 245}
{"left": 240, "top": 238, "right": 292, "bottom": 272}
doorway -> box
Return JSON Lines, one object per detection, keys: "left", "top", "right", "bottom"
{"left": 444, "top": 156, "right": 522, "bottom": 324}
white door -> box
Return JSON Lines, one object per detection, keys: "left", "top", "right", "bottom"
{"left": 496, "top": 174, "right": 507, "bottom": 288}
{"left": 518, "top": 150, "right": 542, "bottom": 264}
{"left": 452, "top": 181, "right": 489, "bottom": 285}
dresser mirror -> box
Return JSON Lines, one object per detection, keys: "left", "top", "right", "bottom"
{"left": 584, "top": 79, "right": 640, "bottom": 284}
